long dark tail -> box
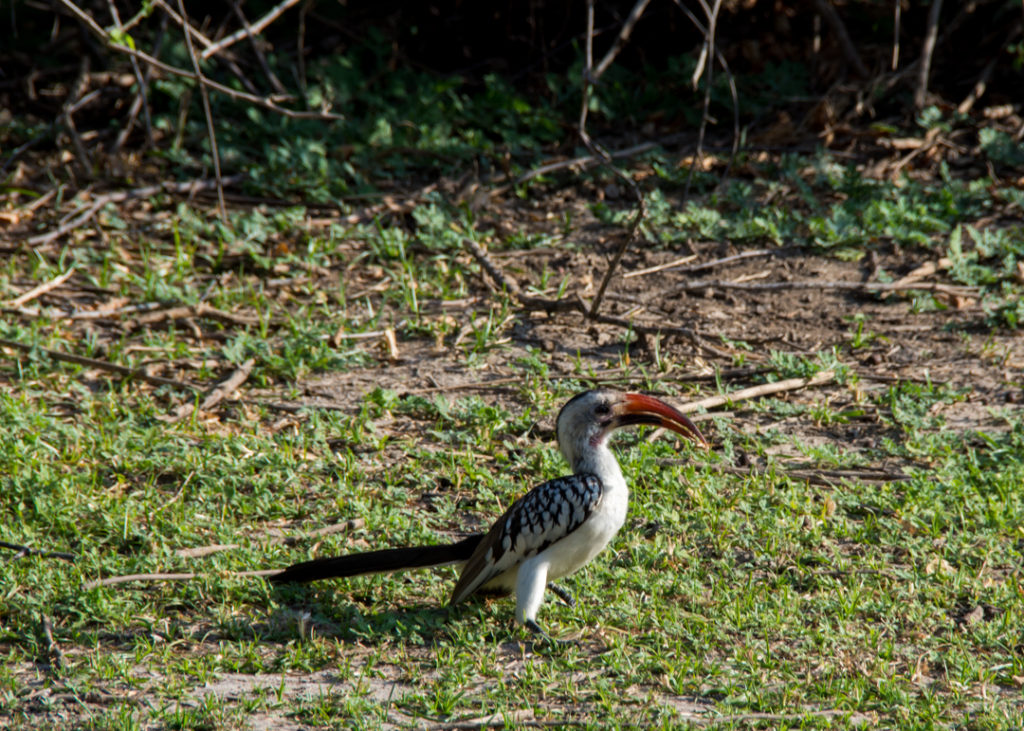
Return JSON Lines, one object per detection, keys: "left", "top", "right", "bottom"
{"left": 269, "top": 534, "right": 484, "bottom": 584}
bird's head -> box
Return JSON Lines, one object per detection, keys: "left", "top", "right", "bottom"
{"left": 555, "top": 389, "right": 708, "bottom": 469}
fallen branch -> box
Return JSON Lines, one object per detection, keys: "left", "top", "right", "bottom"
{"left": 128, "top": 303, "right": 267, "bottom": 329}
{"left": 25, "top": 176, "right": 245, "bottom": 247}
{"left": 4, "top": 269, "right": 77, "bottom": 308}
{"left": 166, "top": 357, "right": 255, "bottom": 422}
{"left": 464, "top": 238, "right": 732, "bottom": 357}
{"left": 0, "top": 338, "right": 197, "bottom": 391}
{"left": 669, "top": 278, "right": 978, "bottom": 297}
{"left": 685, "top": 463, "right": 911, "bottom": 487}
{"left": 40, "top": 615, "right": 65, "bottom": 672}
{"left": 675, "top": 370, "right": 836, "bottom": 414}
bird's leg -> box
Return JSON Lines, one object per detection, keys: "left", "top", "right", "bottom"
{"left": 546, "top": 582, "right": 575, "bottom": 608}
{"left": 524, "top": 619, "right": 573, "bottom": 647}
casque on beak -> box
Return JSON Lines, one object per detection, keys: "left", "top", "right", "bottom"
{"left": 611, "top": 392, "right": 709, "bottom": 448}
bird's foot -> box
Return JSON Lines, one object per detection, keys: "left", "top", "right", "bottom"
{"left": 524, "top": 619, "right": 573, "bottom": 647}
{"left": 546, "top": 582, "right": 575, "bottom": 608}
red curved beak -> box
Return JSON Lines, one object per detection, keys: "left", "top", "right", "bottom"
{"left": 614, "top": 393, "right": 709, "bottom": 449}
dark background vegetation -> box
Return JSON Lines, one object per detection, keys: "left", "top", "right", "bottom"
{"left": 3, "top": 0, "right": 1022, "bottom": 194}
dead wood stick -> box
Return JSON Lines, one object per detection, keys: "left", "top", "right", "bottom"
{"left": 0, "top": 540, "right": 76, "bottom": 562}
{"left": 176, "top": 0, "right": 227, "bottom": 221}
{"left": 189, "top": 358, "right": 256, "bottom": 417}
{"left": 200, "top": 0, "right": 303, "bottom": 59}
{"left": 83, "top": 569, "right": 282, "bottom": 589}
{"left": 669, "top": 278, "right": 977, "bottom": 297}
{"left": 676, "top": 370, "right": 836, "bottom": 414}
{"left": 464, "top": 238, "right": 730, "bottom": 357}
{"left": 167, "top": 357, "right": 255, "bottom": 422}
{"left": 4, "top": 269, "right": 76, "bottom": 307}
{"left": 624, "top": 249, "right": 774, "bottom": 280}
{"left": 463, "top": 238, "right": 522, "bottom": 296}
{"left": 25, "top": 177, "right": 245, "bottom": 247}
{"left": 175, "top": 543, "right": 240, "bottom": 558}
{"left": 130, "top": 303, "right": 266, "bottom": 328}
{"left": 812, "top": 0, "right": 869, "bottom": 77}
{"left": 40, "top": 615, "right": 65, "bottom": 671}
{"left": 593, "top": 0, "right": 653, "bottom": 79}
{"left": 579, "top": 0, "right": 646, "bottom": 319}
{"left": 55, "top": 0, "right": 337, "bottom": 120}
{"left": 915, "top": 0, "right": 945, "bottom": 109}
{"left": 676, "top": 463, "right": 911, "bottom": 487}
{"left": 0, "top": 338, "right": 198, "bottom": 391}
{"left": 622, "top": 254, "right": 698, "bottom": 279}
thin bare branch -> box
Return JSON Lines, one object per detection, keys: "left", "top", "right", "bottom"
{"left": 593, "top": 0, "right": 653, "bottom": 80}
{"left": 0, "top": 338, "right": 198, "bottom": 391}
{"left": 55, "top": 0, "right": 340, "bottom": 120}
{"left": 668, "top": 278, "right": 978, "bottom": 297}
{"left": 4, "top": 269, "right": 76, "bottom": 308}
{"left": 675, "top": 371, "right": 836, "bottom": 414}
{"left": 200, "top": 0, "right": 304, "bottom": 60}
{"left": 176, "top": 0, "right": 226, "bottom": 221}
{"left": 812, "top": 0, "right": 870, "bottom": 77}
{"left": 915, "top": 0, "right": 945, "bottom": 109}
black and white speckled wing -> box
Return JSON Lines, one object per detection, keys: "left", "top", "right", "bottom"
{"left": 449, "top": 473, "right": 604, "bottom": 604}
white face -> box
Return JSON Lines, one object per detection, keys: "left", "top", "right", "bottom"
{"left": 556, "top": 390, "right": 619, "bottom": 465}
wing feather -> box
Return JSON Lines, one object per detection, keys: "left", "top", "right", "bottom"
{"left": 449, "top": 474, "right": 603, "bottom": 604}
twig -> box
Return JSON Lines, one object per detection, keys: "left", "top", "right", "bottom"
{"left": 176, "top": 0, "right": 226, "bottom": 221}
{"left": 666, "top": 249, "right": 775, "bottom": 275}
{"left": 689, "top": 463, "right": 910, "bottom": 487}
{"left": 622, "top": 255, "right": 699, "bottom": 279}
{"left": 230, "top": 0, "right": 288, "bottom": 95}
{"left": 40, "top": 615, "right": 65, "bottom": 672}
{"left": 812, "top": 0, "right": 869, "bottom": 77}
{"left": 684, "top": 0, "right": 723, "bottom": 198}
{"left": 674, "top": 371, "right": 836, "bottom": 414}
{"left": 464, "top": 238, "right": 732, "bottom": 357}
{"left": 668, "top": 278, "right": 978, "bottom": 297}
{"left": 106, "top": 0, "right": 154, "bottom": 151}
{"left": 0, "top": 541, "right": 76, "bottom": 562}
{"left": 515, "top": 138, "right": 675, "bottom": 186}
{"left": 4, "top": 269, "right": 76, "bottom": 308}
{"left": 60, "top": 57, "right": 93, "bottom": 174}
{"left": 175, "top": 544, "right": 240, "bottom": 558}
{"left": 891, "top": 0, "right": 901, "bottom": 70}
{"left": 129, "top": 302, "right": 266, "bottom": 329}
{"left": 0, "top": 338, "right": 198, "bottom": 391}
{"left": 578, "top": 1, "right": 647, "bottom": 318}
{"left": 167, "top": 357, "right": 255, "bottom": 422}
{"left": 593, "top": 0, "right": 653, "bottom": 79}
{"left": 670, "top": 0, "right": 740, "bottom": 178}
{"left": 915, "top": 0, "right": 945, "bottom": 109}
{"left": 24, "top": 176, "right": 244, "bottom": 247}
{"left": 200, "top": 0, "right": 304, "bottom": 59}
{"left": 55, "top": 0, "right": 340, "bottom": 120}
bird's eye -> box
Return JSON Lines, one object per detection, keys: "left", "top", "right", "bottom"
{"left": 594, "top": 403, "right": 611, "bottom": 416}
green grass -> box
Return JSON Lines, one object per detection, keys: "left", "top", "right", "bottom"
{"left": 4, "top": 103, "right": 1024, "bottom": 727}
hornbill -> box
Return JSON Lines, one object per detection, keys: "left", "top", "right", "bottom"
{"left": 270, "top": 389, "right": 708, "bottom": 636}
